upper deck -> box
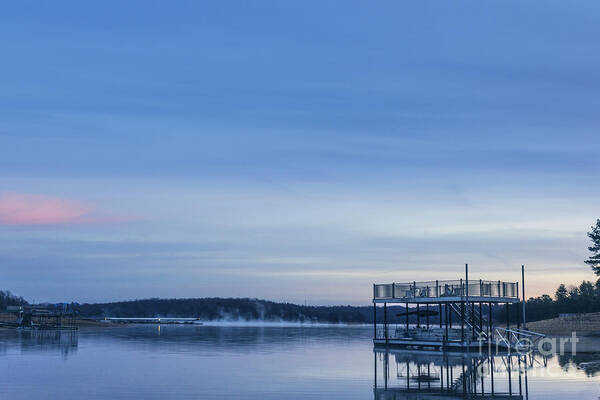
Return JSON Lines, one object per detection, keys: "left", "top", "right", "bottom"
{"left": 373, "top": 279, "right": 519, "bottom": 303}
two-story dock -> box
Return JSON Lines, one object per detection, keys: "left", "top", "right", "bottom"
{"left": 373, "top": 265, "right": 542, "bottom": 351}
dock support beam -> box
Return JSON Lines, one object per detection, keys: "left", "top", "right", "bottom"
{"left": 445, "top": 303, "right": 449, "bottom": 341}
{"left": 516, "top": 282, "right": 521, "bottom": 329}
{"left": 461, "top": 301, "right": 465, "bottom": 343}
{"left": 522, "top": 264, "right": 527, "bottom": 329}
{"left": 479, "top": 302, "right": 483, "bottom": 337}
{"left": 465, "top": 263, "right": 470, "bottom": 344}
{"left": 384, "top": 302, "right": 388, "bottom": 343}
{"left": 516, "top": 299, "right": 521, "bottom": 329}
{"left": 373, "top": 302, "right": 376, "bottom": 339}
{"left": 488, "top": 302, "right": 492, "bottom": 338}
{"left": 471, "top": 302, "right": 475, "bottom": 340}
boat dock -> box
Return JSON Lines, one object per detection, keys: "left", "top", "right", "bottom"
{"left": 372, "top": 265, "right": 543, "bottom": 352}
{"left": 1, "top": 305, "right": 77, "bottom": 331}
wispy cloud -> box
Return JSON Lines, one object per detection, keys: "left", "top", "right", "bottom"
{"left": 0, "top": 192, "right": 133, "bottom": 225}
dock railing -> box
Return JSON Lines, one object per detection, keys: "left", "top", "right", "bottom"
{"left": 373, "top": 279, "right": 518, "bottom": 300}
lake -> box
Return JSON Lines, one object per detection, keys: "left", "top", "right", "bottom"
{"left": 0, "top": 325, "right": 598, "bottom": 399}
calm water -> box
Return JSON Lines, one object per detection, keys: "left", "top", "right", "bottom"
{"left": 0, "top": 325, "right": 598, "bottom": 399}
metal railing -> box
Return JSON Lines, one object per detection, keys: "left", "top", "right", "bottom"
{"left": 493, "top": 327, "right": 546, "bottom": 352}
{"left": 373, "top": 279, "right": 518, "bottom": 300}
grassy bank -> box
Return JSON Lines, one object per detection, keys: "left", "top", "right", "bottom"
{"left": 527, "top": 312, "right": 600, "bottom": 336}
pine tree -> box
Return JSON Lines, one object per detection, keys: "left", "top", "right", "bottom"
{"left": 555, "top": 284, "right": 567, "bottom": 302}
{"left": 586, "top": 219, "right": 600, "bottom": 275}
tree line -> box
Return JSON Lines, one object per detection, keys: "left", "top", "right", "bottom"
{"left": 0, "top": 290, "right": 27, "bottom": 310}
{"left": 73, "top": 297, "right": 369, "bottom": 323}
{"left": 521, "top": 219, "right": 600, "bottom": 322}
{"left": 524, "top": 280, "right": 600, "bottom": 322}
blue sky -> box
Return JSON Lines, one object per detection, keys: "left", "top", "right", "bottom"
{"left": 1, "top": 1, "right": 599, "bottom": 304}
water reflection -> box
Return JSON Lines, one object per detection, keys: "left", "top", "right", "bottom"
{"left": 0, "top": 330, "right": 78, "bottom": 359}
{"left": 555, "top": 352, "right": 600, "bottom": 377}
{"left": 0, "top": 326, "right": 597, "bottom": 399}
{"left": 374, "top": 348, "right": 547, "bottom": 399}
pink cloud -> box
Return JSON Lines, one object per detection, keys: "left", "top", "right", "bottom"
{"left": 0, "top": 192, "right": 132, "bottom": 225}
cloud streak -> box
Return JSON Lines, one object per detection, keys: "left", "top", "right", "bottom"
{"left": 0, "top": 192, "right": 132, "bottom": 225}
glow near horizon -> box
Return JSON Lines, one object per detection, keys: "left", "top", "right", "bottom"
{"left": 0, "top": 1, "right": 599, "bottom": 304}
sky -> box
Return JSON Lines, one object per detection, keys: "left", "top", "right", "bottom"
{"left": 1, "top": 1, "right": 599, "bottom": 305}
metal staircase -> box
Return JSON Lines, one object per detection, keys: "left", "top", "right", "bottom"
{"left": 446, "top": 301, "right": 546, "bottom": 351}
{"left": 448, "top": 302, "right": 488, "bottom": 340}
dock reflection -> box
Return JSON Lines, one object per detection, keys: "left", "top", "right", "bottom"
{"left": 374, "top": 348, "right": 541, "bottom": 399}
{"left": 15, "top": 330, "right": 78, "bottom": 359}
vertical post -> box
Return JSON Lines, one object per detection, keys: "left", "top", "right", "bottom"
{"left": 522, "top": 265, "right": 527, "bottom": 329}
{"left": 464, "top": 265, "right": 468, "bottom": 344}
{"left": 465, "top": 263, "right": 469, "bottom": 307}
{"left": 518, "top": 355, "right": 523, "bottom": 397}
{"left": 506, "top": 302, "right": 510, "bottom": 329}
{"left": 406, "top": 361, "right": 409, "bottom": 389}
{"left": 445, "top": 303, "right": 449, "bottom": 341}
{"left": 461, "top": 300, "right": 465, "bottom": 343}
{"left": 446, "top": 359, "right": 450, "bottom": 389}
{"left": 524, "top": 355, "right": 529, "bottom": 399}
{"left": 473, "top": 358, "right": 477, "bottom": 395}
{"left": 508, "top": 357, "right": 512, "bottom": 396}
{"left": 490, "top": 356, "right": 495, "bottom": 395}
{"left": 439, "top": 303, "right": 442, "bottom": 328}
{"left": 416, "top": 303, "right": 420, "bottom": 328}
{"left": 373, "top": 283, "right": 376, "bottom": 300}
{"left": 406, "top": 302, "right": 409, "bottom": 331}
{"left": 479, "top": 302, "right": 483, "bottom": 337}
{"left": 481, "top": 361, "right": 485, "bottom": 396}
{"left": 384, "top": 351, "right": 388, "bottom": 390}
{"left": 373, "top": 284, "right": 376, "bottom": 339}
{"left": 516, "top": 281, "right": 520, "bottom": 329}
{"left": 517, "top": 290, "right": 522, "bottom": 330}
{"left": 426, "top": 303, "right": 430, "bottom": 329}
{"left": 373, "top": 351, "right": 377, "bottom": 389}
{"left": 436, "top": 280, "right": 439, "bottom": 297}
{"left": 471, "top": 302, "right": 475, "bottom": 339}
{"left": 488, "top": 302, "right": 492, "bottom": 337}
{"left": 462, "top": 361, "right": 466, "bottom": 396}
{"left": 440, "top": 359, "right": 444, "bottom": 389}
{"left": 384, "top": 302, "right": 388, "bottom": 343}
{"left": 392, "top": 282, "right": 395, "bottom": 299}
{"left": 373, "top": 301, "right": 376, "bottom": 339}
